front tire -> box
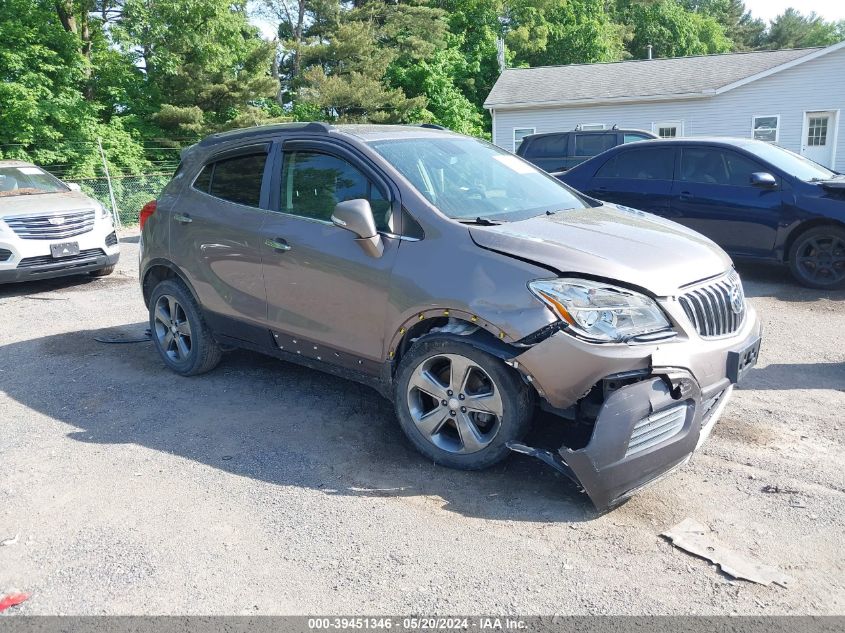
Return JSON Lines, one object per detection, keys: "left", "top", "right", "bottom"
{"left": 393, "top": 335, "right": 534, "bottom": 470}
{"left": 148, "top": 279, "right": 222, "bottom": 376}
{"left": 788, "top": 225, "right": 845, "bottom": 289}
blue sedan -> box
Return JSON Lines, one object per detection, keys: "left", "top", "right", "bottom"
{"left": 558, "top": 138, "right": 845, "bottom": 288}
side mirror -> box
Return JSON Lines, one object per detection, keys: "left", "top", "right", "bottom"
{"left": 66, "top": 182, "right": 81, "bottom": 192}
{"left": 750, "top": 172, "right": 777, "bottom": 189}
{"left": 331, "top": 198, "right": 384, "bottom": 258}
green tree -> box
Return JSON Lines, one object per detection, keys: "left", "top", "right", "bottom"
{"left": 765, "top": 8, "right": 845, "bottom": 49}
{"left": 619, "top": 0, "right": 732, "bottom": 58}
{"left": 681, "top": 0, "right": 766, "bottom": 50}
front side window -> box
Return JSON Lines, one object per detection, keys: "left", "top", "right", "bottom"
{"left": 680, "top": 148, "right": 768, "bottom": 187}
{"left": 752, "top": 115, "right": 779, "bottom": 142}
{"left": 192, "top": 152, "right": 267, "bottom": 207}
{"left": 368, "top": 137, "right": 588, "bottom": 222}
{"left": 0, "top": 166, "right": 69, "bottom": 197}
{"left": 281, "top": 151, "right": 391, "bottom": 230}
{"left": 574, "top": 134, "right": 616, "bottom": 157}
{"left": 597, "top": 148, "right": 674, "bottom": 180}
{"left": 513, "top": 128, "right": 535, "bottom": 152}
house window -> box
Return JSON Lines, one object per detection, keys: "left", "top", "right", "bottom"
{"left": 807, "top": 116, "right": 829, "bottom": 146}
{"left": 579, "top": 123, "right": 606, "bottom": 131}
{"left": 753, "top": 115, "right": 780, "bottom": 142}
{"left": 513, "top": 128, "right": 535, "bottom": 152}
{"left": 654, "top": 121, "right": 683, "bottom": 138}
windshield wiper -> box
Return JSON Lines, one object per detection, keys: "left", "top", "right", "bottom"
{"left": 457, "top": 217, "right": 502, "bottom": 226}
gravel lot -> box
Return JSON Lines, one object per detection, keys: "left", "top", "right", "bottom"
{"left": 1, "top": 230, "right": 843, "bottom": 615}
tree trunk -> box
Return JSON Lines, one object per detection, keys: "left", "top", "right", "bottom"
{"left": 55, "top": 0, "right": 77, "bottom": 34}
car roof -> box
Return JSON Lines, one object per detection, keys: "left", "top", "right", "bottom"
{"left": 607, "top": 137, "right": 767, "bottom": 149}
{"left": 190, "top": 122, "right": 460, "bottom": 155}
{"left": 524, "top": 128, "right": 655, "bottom": 140}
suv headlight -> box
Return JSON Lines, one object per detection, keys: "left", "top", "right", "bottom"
{"left": 529, "top": 278, "right": 672, "bottom": 343}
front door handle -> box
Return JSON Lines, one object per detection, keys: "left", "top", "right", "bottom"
{"left": 173, "top": 213, "right": 192, "bottom": 224}
{"left": 265, "top": 238, "right": 291, "bottom": 252}
{"left": 679, "top": 191, "right": 694, "bottom": 201}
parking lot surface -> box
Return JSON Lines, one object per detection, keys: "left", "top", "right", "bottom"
{"left": 1, "top": 230, "right": 843, "bottom": 615}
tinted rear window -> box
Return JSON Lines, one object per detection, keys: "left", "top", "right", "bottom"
{"left": 574, "top": 134, "right": 615, "bottom": 157}
{"left": 192, "top": 152, "right": 267, "bottom": 207}
{"left": 523, "top": 134, "right": 568, "bottom": 158}
{"left": 597, "top": 148, "right": 674, "bottom": 180}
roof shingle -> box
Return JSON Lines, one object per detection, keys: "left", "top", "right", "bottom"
{"left": 484, "top": 47, "right": 822, "bottom": 108}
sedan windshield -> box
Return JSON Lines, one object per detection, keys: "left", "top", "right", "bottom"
{"left": 0, "top": 166, "right": 69, "bottom": 197}
{"left": 743, "top": 142, "right": 837, "bottom": 182}
{"left": 368, "top": 137, "right": 589, "bottom": 221}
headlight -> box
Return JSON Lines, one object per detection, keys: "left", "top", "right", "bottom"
{"left": 528, "top": 278, "right": 672, "bottom": 343}
{"left": 94, "top": 202, "right": 109, "bottom": 219}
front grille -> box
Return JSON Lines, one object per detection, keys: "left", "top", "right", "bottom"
{"left": 0, "top": 248, "right": 11, "bottom": 262}
{"left": 18, "top": 248, "right": 105, "bottom": 269}
{"left": 4, "top": 209, "right": 96, "bottom": 240}
{"left": 625, "top": 404, "right": 688, "bottom": 458}
{"left": 679, "top": 271, "right": 746, "bottom": 338}
{"left": 105, "top": 231, "right": 118, "bottom": 247}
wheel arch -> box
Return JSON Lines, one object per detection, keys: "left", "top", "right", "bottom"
{"left": 141, "top": 259, "right": 200, "bottom": 309}
{"left": 387, "top": 312, "right": 523, "bottom": 380}
{"left": 783, "top": 218, "right": 845, "bottom": 262}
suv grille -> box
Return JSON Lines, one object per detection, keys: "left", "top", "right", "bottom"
{"left": 18, "top": 249, "right": 105, "bottom": 269}
{"left": 5, "top": 210, "right": 96, "bottom": 240}
{"left": 679, "top": 271, "right": 746, "bottom": 338}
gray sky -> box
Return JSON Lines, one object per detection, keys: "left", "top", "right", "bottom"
{"left": 743, "top": 0, "right": 845, "bottom": 22}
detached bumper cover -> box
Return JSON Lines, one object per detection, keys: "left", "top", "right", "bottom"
{"left": 511, "top": 311, "right": 762, "bottom": 510}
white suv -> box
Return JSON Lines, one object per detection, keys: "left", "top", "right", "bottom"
{"left": 0, "top": 160, "right": 120, "bottom": 284}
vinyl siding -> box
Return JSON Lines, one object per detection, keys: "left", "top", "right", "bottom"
{"left": 492, "top": 46, "right": 845, "bottom": 173}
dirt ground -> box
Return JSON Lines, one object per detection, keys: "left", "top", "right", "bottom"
{"left": 1, "top": 229, "right": 843, "bottom": 615}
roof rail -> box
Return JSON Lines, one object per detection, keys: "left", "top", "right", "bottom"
{"left": 419, "top": 123, "right": 447, "bottom": 130}
{"left": 303, "top": 122, "right": 334, "bottom": 133}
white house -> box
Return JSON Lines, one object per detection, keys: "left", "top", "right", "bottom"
{"left": 485, "top": 41, "right": 845, "bottom": 172}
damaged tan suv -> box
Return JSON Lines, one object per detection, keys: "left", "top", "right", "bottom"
{"left": 139, "top": 123, "right": 762, "bottom": 510}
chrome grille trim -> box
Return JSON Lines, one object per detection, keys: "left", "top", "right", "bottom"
{"left": 625, "top": 404, "right": 688, "bottom": 458}
{"left": 5, "top": 210, "right": 96, "bottom": 240}
{"left": 679, "top": 271, "right": 745, "bottom": 338}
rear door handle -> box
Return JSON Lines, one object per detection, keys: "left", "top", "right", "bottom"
{"left": 173, "top": 213, "right": 192, "bottom": 224}
{"left": 265, "top": 238, "right": 291, "bottom": 252}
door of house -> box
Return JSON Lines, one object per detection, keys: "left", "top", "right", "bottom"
{"left": 801, "top": 111, "right": 837, "bottom": 168}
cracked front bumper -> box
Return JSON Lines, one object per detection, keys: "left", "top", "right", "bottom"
{"left": 511, "top": 306, "right": 762, "bottom": 510}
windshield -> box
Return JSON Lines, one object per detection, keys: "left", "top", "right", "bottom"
{"left": 743, "top": 142, "right": 837, "bottom": 182}
{"left": 368, "top": 137, "right": 589, "bottom": 221}
{"left": 0, "top": 166, "right": 69, "bottom": 197}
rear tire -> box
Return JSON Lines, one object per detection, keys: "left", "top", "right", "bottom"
{"left": 393, "top": 335, "right": 534, "bottom": 470}
{"left": 788, "top": 225, "right": 845, "bottom": 289}
{"left": 148, "top": 278, "right": 222, "bottom": 376}
{"left": 89, "top": 265, "right": 115, "bottom": 277}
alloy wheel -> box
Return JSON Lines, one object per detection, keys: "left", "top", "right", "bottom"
{"left": 153, "top": 294, "right": 193, "bottom": 362}
{"left": 794, "top": 234, "right": 845, "bottom": 285}
{"left": 406, "top": 353, "right": 504, "bottom": 454}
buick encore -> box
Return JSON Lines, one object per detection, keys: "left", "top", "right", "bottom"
{"left": 139, "top": 123, "right": 762, "bottom": 510}
{"left": 0, "top": 161, "right": 119, "bottom": 283}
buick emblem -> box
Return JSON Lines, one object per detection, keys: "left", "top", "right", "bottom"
{"left": 48, "top": 216, "right": 66, "bottom": 226}
{"left": 729, "top": 280, "right": 745, "bottom": 314}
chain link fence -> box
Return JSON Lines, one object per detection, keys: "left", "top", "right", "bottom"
{"left": 66, "top": 173, "right": 173, "bottom": 227}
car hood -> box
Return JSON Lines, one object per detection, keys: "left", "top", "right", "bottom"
{"left": 469, "top": 204, "right": 732, "bottom": 296}
{"left": 0, "top": 191, "right": 99, "bottom": 217}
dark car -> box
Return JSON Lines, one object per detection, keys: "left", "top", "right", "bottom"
{"left": 516, "top": 127, "right": 657, "bottom": 174}
{"left": 137, "top": 122, "right": 762, "bottom": 510}
{"left": 559, "top": 138, "right": 845, "bottom": 289}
